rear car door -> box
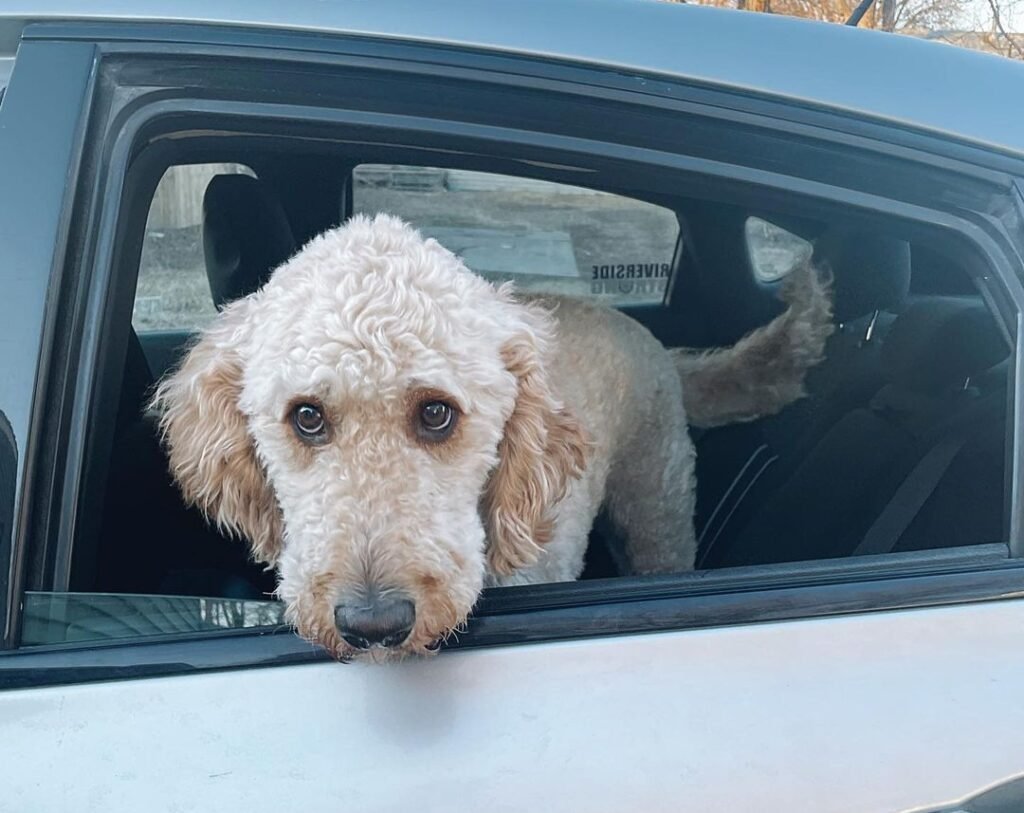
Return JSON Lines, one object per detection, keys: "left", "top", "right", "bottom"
{"left": 2, "top": 16, "right": 1024, "bottom": 813}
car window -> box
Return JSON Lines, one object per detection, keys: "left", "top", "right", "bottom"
{"left": 11, "top": 51, "right": 1017, "bottom": 675}
{"left": 132, "top": 163, "right": 255, "bottom": 333}
{"left": 745, "top": 216, "right": 813, "bottom": 282}
{"left": 351, "top": 165, "right": 680, "bottom": 307}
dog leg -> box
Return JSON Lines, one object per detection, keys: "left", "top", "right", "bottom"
{"left": 604, "top": 401, "right": 698, "bottom": 574}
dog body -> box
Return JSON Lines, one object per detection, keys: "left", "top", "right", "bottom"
{"left": 154, "top": 214, "right": 831, "bottom": 658}
{"left": 491, "top": 295, "right": 696, "bottom": 585}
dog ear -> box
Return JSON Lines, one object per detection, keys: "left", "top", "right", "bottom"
{"left": 483, "top": 302, "right": 589, "bottom": 576}
{"left": 150, "top": 298, "right": 283, "bottom": 566}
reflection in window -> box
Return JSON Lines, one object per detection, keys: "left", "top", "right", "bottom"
{"left": 21, "top": 592, "right": 285, "bottom": 646}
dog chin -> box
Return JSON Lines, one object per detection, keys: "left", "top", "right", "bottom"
{"left": 334, "top": 640, "right": 442, "bottom": 664}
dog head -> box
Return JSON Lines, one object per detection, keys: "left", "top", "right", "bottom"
{"left": 153, "top": 214, "right": 587, "bottom": 659}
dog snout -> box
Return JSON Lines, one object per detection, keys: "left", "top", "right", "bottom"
{"left": 334, "top": 589, "right": 416, "bottom": 650}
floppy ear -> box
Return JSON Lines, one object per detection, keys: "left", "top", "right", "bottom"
{"left": 150, "top": 299, "right": 283, "bottom": 566}
{"left": 483, "top": 302, "right": 590, "bottom": 576}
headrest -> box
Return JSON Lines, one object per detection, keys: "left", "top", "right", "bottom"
{"left": 202, "top": 174, "right": 296, "bottom": 309}
{"left": 881, "top": 297, "right": 1007, "bottom": 393}
{"left": 812, "top": 226, "right": 911, "bottom": 323}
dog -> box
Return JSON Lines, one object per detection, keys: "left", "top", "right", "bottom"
{"left": 153, "top": 213, "right": 832, "bottom": 659}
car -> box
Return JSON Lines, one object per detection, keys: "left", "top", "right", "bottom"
{"left": 2, "top": 1, "right": 1024, "bottom": 810}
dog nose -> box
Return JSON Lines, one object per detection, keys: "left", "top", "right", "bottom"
{"left": 334, "top": 592, "right": 416, "bottom": 650}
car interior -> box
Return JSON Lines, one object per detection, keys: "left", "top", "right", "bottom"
{"left": 73, "top": 142, "right": 1013, "bottom": 606}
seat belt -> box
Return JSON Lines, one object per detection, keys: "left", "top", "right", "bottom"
{"left": 852, "top": 430, "right": 969, "bottom": 556}
{"left": 696, "top": 446, "right": 778, "bottom": 569}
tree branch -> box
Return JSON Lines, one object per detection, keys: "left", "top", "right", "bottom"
{"left": 986, "top": 0, "right": 1024, "bottom": 58}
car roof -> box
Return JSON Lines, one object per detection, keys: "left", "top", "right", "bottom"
{"left": 3, "top": 0, "right": 1024, "bottom": 157}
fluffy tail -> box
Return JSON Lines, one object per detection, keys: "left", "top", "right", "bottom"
{"left": 671, "top": 261, "right": 834, "bottom": 429}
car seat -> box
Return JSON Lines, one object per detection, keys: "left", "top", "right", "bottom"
{"left": 93, "top": 174, "right": 296, "bottom": 597}
{"left": 696, "top": 227, "right": 912, "bottom": 563}
{"left": 705, "top": 296, "right": 1008, "bottom": 567}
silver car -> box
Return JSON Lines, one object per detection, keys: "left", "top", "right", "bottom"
{"left": 2, "top": 2, "right": 1024, "bottom": 811}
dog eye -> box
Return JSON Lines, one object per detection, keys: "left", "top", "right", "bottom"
{"left": 418, "top": 401, "right": 455, "bottom": 436}
{"left": 292, "top": 403, "right": 327, "bottom": 441}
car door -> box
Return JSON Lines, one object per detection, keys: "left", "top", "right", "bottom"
{"left": 2, "top": 18, "right": 1024, "bottom": 813}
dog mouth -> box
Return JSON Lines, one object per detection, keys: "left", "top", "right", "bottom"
{"left": 334, "top": 637, "right": 444, "bottom": 663}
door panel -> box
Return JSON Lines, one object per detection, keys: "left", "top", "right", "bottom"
{"left": 5, "top": 599, "right": 1024, "bottom": 812}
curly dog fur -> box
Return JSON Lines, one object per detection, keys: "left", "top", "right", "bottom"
{"left": 153, "top": 214, "right": 832, "bottom": 659}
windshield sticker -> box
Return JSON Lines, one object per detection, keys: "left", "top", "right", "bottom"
{"left": 591, "top": 278, "right": 667, "bottom": 297}
{"left": 592, "top": 263, "right": 671, "bottom": 280}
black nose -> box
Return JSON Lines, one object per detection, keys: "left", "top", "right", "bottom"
{"left": 334, "top": 592, "right": 416, "bottom": 650}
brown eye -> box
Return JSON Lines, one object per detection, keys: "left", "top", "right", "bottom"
{"left": 419, "top": 401, "right": 455, "bottom": 437}
{"left": 292, "top": 403, "right": 327, "bottom": 442}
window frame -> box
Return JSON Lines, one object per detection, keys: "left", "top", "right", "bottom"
{"left": 5, "top": 25, "right": 1024, "bottom": 679}
{"left": 0, "top": 39, "right": 101, "bottom": 653}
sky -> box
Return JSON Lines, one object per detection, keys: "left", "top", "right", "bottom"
{"left": 956, "top": 0, "right": 1021, "bottom": 30}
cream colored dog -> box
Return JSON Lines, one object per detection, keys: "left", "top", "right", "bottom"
{"left": 154, "top": 214, "right": 831, "bottom": 659}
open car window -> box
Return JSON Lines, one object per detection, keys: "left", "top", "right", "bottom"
{"left": 351, "top": 165, "right": 680, "bottom": 306}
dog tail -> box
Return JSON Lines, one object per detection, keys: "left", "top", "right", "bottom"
{"left": 670, "top": 261, "right": 834, "bottom": 429}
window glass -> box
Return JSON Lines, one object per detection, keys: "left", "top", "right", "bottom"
{"left": 351, "top": 165, "right": 680, "bottom": 306}
{"left": 745, "top": 216, "right": 813, "bottom": 282}
{"left": 132, "top": 163, "right": 255, "bottom": 333}
{"left": 21, "top": 592, "right": 284, "bottom": 647}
